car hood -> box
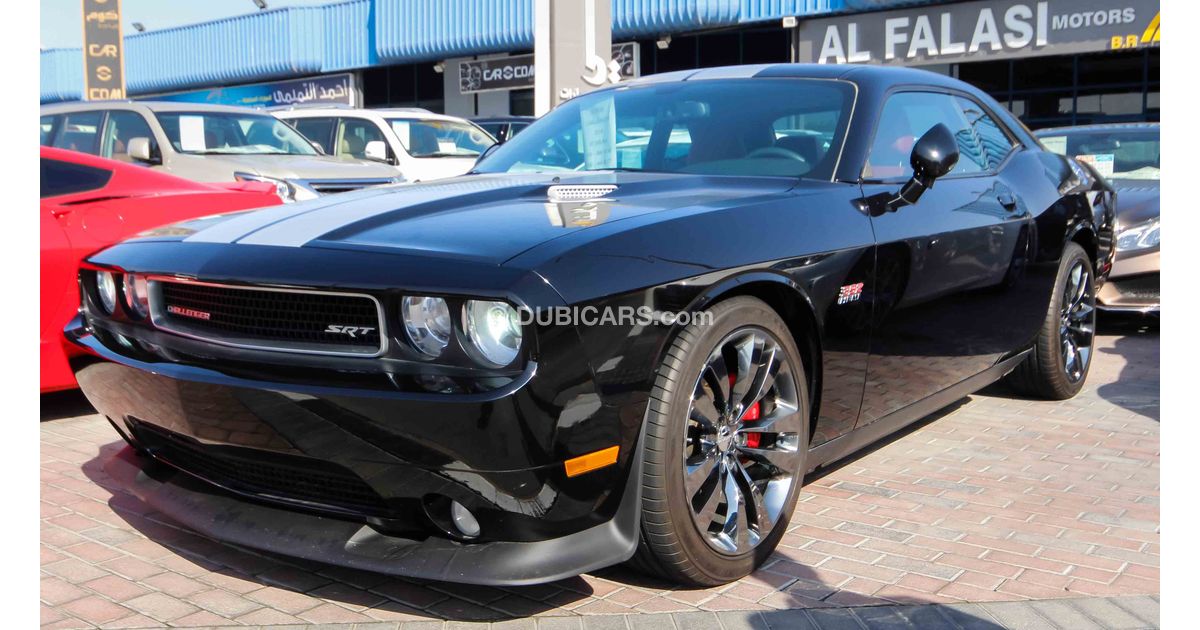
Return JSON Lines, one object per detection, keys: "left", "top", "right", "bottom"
{"left": 186, "top": 153, "right": 400, "bottom": 181}
{"left": 153, "top": 172, "right": 797, "bottom": 266}
{"left": 1111, "top": 179, "right": 1160, "bottom": 226}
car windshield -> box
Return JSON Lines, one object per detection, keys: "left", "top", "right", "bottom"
{"left": 474, "top": 79, "right": 854, "bottom": 179}
{"left": 155, "top": 111, "right": 319, "bottom": 155}
{"left": 1038, "top": 128, "right": 1160, "bottom": 181}
{"left": 387, "top": 118, "right": 495, "bottom": 158}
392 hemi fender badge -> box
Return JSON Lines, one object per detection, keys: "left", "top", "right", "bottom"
{"left": 837, "top": 282, "right": 864, "bottom": 305}
{"left": 166, "top": 305, "right": 212, "bottom": 320}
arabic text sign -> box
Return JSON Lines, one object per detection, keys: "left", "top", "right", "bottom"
{"left": 150, "top": 74, "right": 355, "bottom": 108}
{"left": 796, "top": 0, "right": 1160, "bottom": 66}
{"left": 459, "top": 43, "right": 640, "bottom": 95}
{"left": 82, "top": 0, "right": 125, "bottom": 100}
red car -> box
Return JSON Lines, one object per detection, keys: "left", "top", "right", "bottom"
{"left": 41, "top": 147, "right": 282, "bottom": 392}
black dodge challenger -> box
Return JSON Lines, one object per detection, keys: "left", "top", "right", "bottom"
{"left": 70, "top": 64, "right": 1115, "bottom": 586}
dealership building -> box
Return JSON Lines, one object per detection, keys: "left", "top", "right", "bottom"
{"left": 40, "top": 0, "right": 1159, "bottom": 129}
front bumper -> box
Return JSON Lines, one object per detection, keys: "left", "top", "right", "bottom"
{"left": 1098, "top": 250, "right": 1159, "bottom": 312}
{"left": 69, "top": 322, "right": 644, "bottom": 585}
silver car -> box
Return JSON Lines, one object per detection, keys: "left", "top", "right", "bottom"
{"left": 40, "top": 101, "right": 401, "bottom": 202}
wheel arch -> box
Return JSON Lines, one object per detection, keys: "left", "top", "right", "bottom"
{"left": 682, "top": 272, "right": 823, "bottom": 443}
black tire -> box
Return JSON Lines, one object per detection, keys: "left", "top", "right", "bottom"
{"left": 630, "top": 296, "right": 809, "bottom": 586}
{"left": 1006, "top": 242, "right": 1097, "bottom": 400}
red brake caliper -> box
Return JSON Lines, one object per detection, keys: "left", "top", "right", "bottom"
{"left": 731, "top": 375, "right": 762, "bottom": 448}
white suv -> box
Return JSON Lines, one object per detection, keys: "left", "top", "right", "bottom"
{"left": 40, "top": 101, "right": 402, "bottom": 202}
{"left": 277, "top": 107, "right": 496, "bottom": 182}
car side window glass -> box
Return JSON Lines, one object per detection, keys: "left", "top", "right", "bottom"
{"left": 290, "top": 117, "right": 335, "bottom": 153}
{"left": 337, "top": 118, "right": 386, "bottom": 159}
{"left": 50, "top": 111, "right": 103, "bottom": 155}
{"left": 101, "top": 111, "right": 155, "bottom": 162}
{"left": 956, "top": 97, "right": 1017, "bottom": 170}
{"left": 40, "top": 158, "right": 113, "bottom": 198}
{"left": 40, "top": 115, "right": 58, "bottom": 146}
{"left": 864, "top": 92, "right": 985, "bottom": 180}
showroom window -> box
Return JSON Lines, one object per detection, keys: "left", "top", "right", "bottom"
{"left": 955, "top": 49, "right": 1158, "bottom": 129}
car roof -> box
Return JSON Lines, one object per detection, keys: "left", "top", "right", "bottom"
{"left": 276, "top": 107, "right": 476, "bottom": 124}
{"left": 471, "top": 116, "right": 536, "bottom": 123}
{"left": 41, "top": 100, "right": 273, "bottom": 115}
{"left": 620, "top": 63, "right": 969, "bottom": 91}
{"left": 1033, "top": 122, "right": 1160, "bottom": 135}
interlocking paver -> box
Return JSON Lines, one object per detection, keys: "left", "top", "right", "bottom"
{"left": 40, "top": 327, "right": 1159, "bottom": 627}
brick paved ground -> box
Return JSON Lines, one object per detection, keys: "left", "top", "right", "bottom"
{"left": 40, "top": 320, "right": 1159, "bottom": 629}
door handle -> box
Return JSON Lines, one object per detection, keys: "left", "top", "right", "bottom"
{"left": 998, "top": 192, "right": 1018, "bottom": 212}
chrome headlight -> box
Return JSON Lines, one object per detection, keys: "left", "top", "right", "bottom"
{"left": 234, "top": 172, "right": 294, "bottom": 203}
{"left": 402, "top": 296, "right": 452, "bottom": 357}
{"left": 463, "top": 300, "right": 522, "bottom": 367}
{"left": 1116, "top": 217, "right": 1160, "bottom": 252}
{"left": 123, "top": 274, "right": 150, "bottom": 318}
{"left": 95, "top": 271, "right": 118, "bottom": 314}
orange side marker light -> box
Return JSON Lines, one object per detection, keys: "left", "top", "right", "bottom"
{"left": 564, "top": 446, "right": 620, "bottom": 477}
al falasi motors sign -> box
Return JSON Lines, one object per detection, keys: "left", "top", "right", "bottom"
{"left": 795, "top": 0, "right": 1160, "bottom": 66}
{"left": 81, "top": 0, "right": 126, "bottom": 99}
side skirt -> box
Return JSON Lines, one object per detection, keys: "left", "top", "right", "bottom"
{"left": 806, "top": 350, "right": 1031, "bottom": 473}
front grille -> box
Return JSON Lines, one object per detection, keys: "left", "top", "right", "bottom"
{"left": 129, "top": 419, "right": 391, "bottom": 516}
{"left": 1110, "top": 272, "right": 1159, "bottom": 300}
{"left": 153, "top": 280, "right": 384, "bottom": 356}
{"left": 303, "top": 179, "right": 395, "bottom": 195}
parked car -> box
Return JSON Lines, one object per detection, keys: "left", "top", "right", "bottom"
{"left": 41, "top": 146, "right": 281, "bottom": 393}
{"left": 277, "top": 107, "right": 495, "bottom": 182}
{"left": 71, "top": 64, "right": 1113, "bottom": 586}
{"left": 1036, "top": 123, "right": 1159, "bottom": 313}
{"left": 471, "top": 115, "right": 535, "bottom": 144}
{"left": 40, "top": 102, "right": 401, "bottom": 202}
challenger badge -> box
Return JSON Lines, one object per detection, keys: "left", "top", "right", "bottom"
{"left": 166, "top": 305, "right": 212, "bottom": 320}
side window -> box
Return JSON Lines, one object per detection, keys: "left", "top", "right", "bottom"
{"left": 956, "top": 97, "right": 1017, "bottom": 170}
{"left": 40, "top": 115, "right": 58, "bottom": 146}
{"left": 864, "top": 92, "right": 986, "bottom": 180}
{"left": 337, "top": 118, "right": 386, "bottom": 159}
{"left": 290, "top": 117, "right": 335, "bottom": 153}
{"left": 50, "top": 111, "right": 103, "bottom": 155}
{"left": 509, "top": 123, "right": 530, "bottom": 137}
{"left": 40, "top": 158, "right": 112, "bottom": 198}
{"left": 101, "top": 111, "right": 155, "bottom": 162}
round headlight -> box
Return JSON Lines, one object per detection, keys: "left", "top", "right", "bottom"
{"left": 95, "top": 271, "right": 118, "bottom": 314}
{"left": 124, "top": 274, "right": 149, "bottom": 318}
{"left": 463, "top": 300, "right": 522, "bottom": 367}
{"left": 402, "top": 296, "right": 452, "bottom": 357}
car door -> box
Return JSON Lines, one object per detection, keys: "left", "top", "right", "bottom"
{"left": 50, "top": 110, "right": 104, "bottom": 155}
{"left": 99, "top": 110, "right": 157, "bottom": 163}
{"left": 289, "top": 116, "right": 336, "bottom": 154}
{"left": 335, "top": 116, "right": 389, "bottom": 161}
{"left": 856, "top": 90, "right": 1034, "bottom": 427}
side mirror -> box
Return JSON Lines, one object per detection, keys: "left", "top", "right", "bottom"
{"left": 364, "top": 140, "right": 389, "bottom": 163}
{"left": 127, "top": 137, "right": 158, "bottom": 164}
{"left": 895, "top": 123, "right": 959, "bottom": 207}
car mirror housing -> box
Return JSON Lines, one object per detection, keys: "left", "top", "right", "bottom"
{"left": 127, "top": 137, "right": 159, "bottom": 165}
{"left": 364, "top": 140, "right": 390, "bottom": 163}
{"left": 895, "top": 123, "right": 960, "bottom": 207}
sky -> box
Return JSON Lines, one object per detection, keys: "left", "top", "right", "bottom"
{"left": 41, "top": 0, "right": 334, "bottom": 49}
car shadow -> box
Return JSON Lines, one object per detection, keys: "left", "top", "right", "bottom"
{"left": 1095, "top": 312, "right": 1160, "bottom": 421}
{"left": 74, "top": 411, "right": 999, "bottom": 626}
{"left": 41, "top": 389, "right": 98, "bottom": 421}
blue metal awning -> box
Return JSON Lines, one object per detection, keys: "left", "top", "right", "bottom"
{"left": 41, "top": 0, "right": 937, "bottom": 103}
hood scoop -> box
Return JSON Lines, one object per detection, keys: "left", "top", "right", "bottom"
{"left": 547, "top": 184, "right": 618, "bottom": 202}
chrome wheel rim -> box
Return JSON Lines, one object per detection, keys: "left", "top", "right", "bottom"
{"left": 684, "top": 328, "right": 802, "bottom": 555}
{"left": 1060, "top": 260, "right": 1095, "bottom": 383}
